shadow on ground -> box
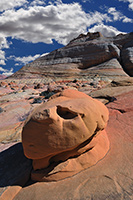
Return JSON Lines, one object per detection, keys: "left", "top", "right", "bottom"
{"left": 0, "top": 143, "right": 32, "bottom": 188}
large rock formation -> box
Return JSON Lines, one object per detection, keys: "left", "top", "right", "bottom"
{"left": 22, "top": 89, "right": 109, "bottom": 181}
{"left": 10, "top": 32, "right": 133, "bottom": 80}
{"left": 0, "top": 31, "right": 133, "bottom": 200}
{"left": 1, "top": 89, "right": 133, "bottom": 200}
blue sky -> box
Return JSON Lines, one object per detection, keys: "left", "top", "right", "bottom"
{"left": 0, "top": 0, "right": 132, "bottom": 76}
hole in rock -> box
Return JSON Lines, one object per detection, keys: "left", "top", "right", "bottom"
{"left": 56, "top": 106, "right": 78, "bottom": 119}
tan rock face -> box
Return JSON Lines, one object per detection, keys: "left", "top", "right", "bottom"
{"left": 22, "top": 89, "right": 109, "bottom": 181}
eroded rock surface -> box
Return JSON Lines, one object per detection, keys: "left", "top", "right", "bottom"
{"left": 121, "top": 40, "right": 133, "bottom": 76}
{"left": 1, "top": 90, "right": 132, "bottom": 200}
{"left": 10, "top": 32, "right": 133, "bottom": 80}
{"left": 0, "top": 77, "right": 112, "bottom": 143}
{"left": 22, "top": 89, "right": 109, "bottom": 181}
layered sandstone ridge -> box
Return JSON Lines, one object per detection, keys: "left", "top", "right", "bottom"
{"left": 22, "top": 89, "right": 109, "bottom": 181}
{"left": 10, "top": 32, "right": 133, "bottom": 80}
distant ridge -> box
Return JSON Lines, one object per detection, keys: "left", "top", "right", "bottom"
{"left": 0, "top": 75, "right": 7, "bottom": 80}
{"left": 9, "top": 32, "right": 133, "bottom": 80}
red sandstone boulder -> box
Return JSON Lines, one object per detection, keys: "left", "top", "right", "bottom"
{"left": 22, "top": 89, "right": 109, "bottom": 181}
{"left": 31, "top": 129, "right": 109, "bottom": 182}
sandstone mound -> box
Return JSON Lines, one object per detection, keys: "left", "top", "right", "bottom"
{"left": 22, "top": 89, "right": 109, "bottom": 181}
{"left": 9, "top": 32, "right": 133, "bottom": 80}
{"left": 1, "top": 90, "right": 133, "bottom": 200}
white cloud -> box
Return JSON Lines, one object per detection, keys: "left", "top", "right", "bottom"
{"left": 122, "top": 16, "right": 133, "bottom": 22}
{"left": 108, "top": 7, "right": 133, "bottom": 22}
{"left": 0, "top": 1, "right": 132, "bottom": 71}
{"left": 15, "top": 54, "right": 41, "bottom": 64}
{"left": 0, "top": 60, "right": 6, "bottom": 65}
{"left": 108, "top": 7, "right": 123, "bottom": 21}
{"left": 0, "top": 66, "right": 13, "bottom": 76}
{"left": 88, "top": 24, "right": 126, "bottom": 37}
{"left": 82, "top": 0, "right": 93, "bottom": 2}
{"left": 0, "top": 0, "right": 27, "bottom": 12}
{"left": 0, "top": 2, "right": 131, "bottom": 48}
{"left": 41, "top": 52, "right": 49, "bottom": 57}
{"left": 15, "top": 63, "right": 20, "bottom": 66}
{"left": 129, "top": 2, "right": 133, "bottom": 10}
{"left": 0, "top": 37, "right": 10, "bottom": 65}
{"left": 118, "top": 0, "right": 133, "bottom": 10}
{"left": 0, "top": 50, "right": 6, "bottom": 65}
{"left": 0, "top": 35, "right": 9, "bottom": 49}
{"left": 0, "top": 67, "right": 6, "bottom": 71}
{"left": 2, "top": 68, "right": 14, "bottom": 76}
{"left": 0, "top": 3, "right": 113, "bottom": 45}
{"left": 9, "top": 54, "right": 41, "bottom": 65}
{"left": 30, "top": 0, "right": 46, "bottom": 6}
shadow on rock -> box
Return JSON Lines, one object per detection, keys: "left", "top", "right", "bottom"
{"left": 0, "top": 143, "right": 32, "bottom": 188}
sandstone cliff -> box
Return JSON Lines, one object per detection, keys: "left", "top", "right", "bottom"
{"left": 10, "top": 32, "right": 133, "bottom": 80}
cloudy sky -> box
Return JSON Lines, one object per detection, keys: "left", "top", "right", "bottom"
{"left": 0, "top": 0, "right": 132, "bottom": 76}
